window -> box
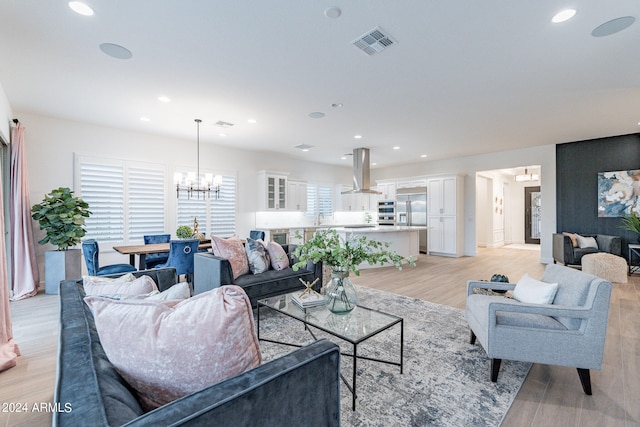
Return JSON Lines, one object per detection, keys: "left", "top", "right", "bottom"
{"left": 77, "top": 156, "right": 166, "bottom": 244}
{"left": 306, "top": 183, "right": 334, "bottom": 217}
{"left": 176, "top": 173, "right": 237, "bottom": 238}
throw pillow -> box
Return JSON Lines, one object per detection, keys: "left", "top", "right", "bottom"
{"left": 245, "top": 238, "right": 270, "bottom": 274}
{"left": 267, "top": 241, "right": 290, "bottom": 270}
{"left": 211, "top": 235, "right": 249, "bottom": 279}
{"left": 562, "top": 232, "right": 579, "bottom": 248}
{"left": 145, "top": 281, "right": 191, "bottom": 300}
{"left": 513, "top": 273, "right": 558, "bottom": 305}
{"left": 576, "top": 234, "right": 598, "bottom": 249}
{"left": 84, "top": 285, "right": 261, "bottom": 410}
{"left": 83, "top": 275, "right": 157, "bottom": 297}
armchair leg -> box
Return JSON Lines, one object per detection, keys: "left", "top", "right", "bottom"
{"left": 470, "top": 331, "right": 476, "bottom": 345}
{"left": 491, "top": 359, "right": 502, "bottom": 382}
{"left": 577, "top": 368, "right": 592, "bottom": 395}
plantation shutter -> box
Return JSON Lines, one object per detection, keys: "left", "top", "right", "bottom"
{"left": 209, "top": 175, "right": 236, "bottom": 237}
{"left": 127, "top": 166, "right": 165, "bottom": 241}
{"left": 177, "top": 197, "right": 207, "bottom": 237}
{"left": 306, "top": 183, "right": 334, "bottom": 217}
{"left": 80, "top": 162, "right": 125, "bottom": 242}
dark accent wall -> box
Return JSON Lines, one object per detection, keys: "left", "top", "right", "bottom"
{"left": 556, "top": 133, "right": 640, "bottom": 258}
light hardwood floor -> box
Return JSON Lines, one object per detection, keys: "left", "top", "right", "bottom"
{"left": 1, "top": 247, "right": 638, "bottom": 426}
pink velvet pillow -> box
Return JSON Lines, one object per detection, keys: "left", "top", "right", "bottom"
{"left": 84, "top": 286, "right": 261, "bottom": 410}
{"left": 267, "top": 241, "right": 289, "bottom": 270}
{"left": 83, "top": 275, "right": 157, "bottom": 296}
{"left": 211, "top": 235, "right": 249, "bottom": 279}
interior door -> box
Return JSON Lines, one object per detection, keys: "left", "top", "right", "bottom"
{"left": 524, "top": 186, "right": 541, "bottom": 244}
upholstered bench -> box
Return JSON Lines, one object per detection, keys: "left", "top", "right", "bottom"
{"left": 582, "top": 252, "right": 628, "bottom": 283}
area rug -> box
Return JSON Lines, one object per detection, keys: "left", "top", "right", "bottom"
{"left": 256, "top": 286, "right": 531, "bottom": 427}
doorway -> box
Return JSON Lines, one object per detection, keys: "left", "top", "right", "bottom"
{"left": 524, "top": 186, "right": 541, "bottom": 244}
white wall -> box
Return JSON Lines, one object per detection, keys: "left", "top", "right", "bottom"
{"left": 0, "top": 83, "right": 11, "bottom": 143}
{"left": 18, "top": 112, "right": 352, "bottom": 276}
{"left": 373, "top": 144, "right": 556, "bottom": 263}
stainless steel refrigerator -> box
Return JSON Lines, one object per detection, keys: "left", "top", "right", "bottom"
{"left": 396, "top": 187, "right": 428, "bottom": 253}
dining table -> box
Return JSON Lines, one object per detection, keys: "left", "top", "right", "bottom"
{"left": 113, "top": 240, "right": 212, "bottom": 270}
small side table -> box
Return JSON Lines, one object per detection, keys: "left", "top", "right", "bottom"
{"left": 629, "top": 244, "right": 640, "bottom": 275}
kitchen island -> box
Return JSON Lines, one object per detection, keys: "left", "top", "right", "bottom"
{"left": 333, "top": 225, "right": 428, "bottom": 269}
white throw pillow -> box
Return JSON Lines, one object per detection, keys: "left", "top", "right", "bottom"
{"left": 575, "top": 234, "right": 598, "bottom": 249}
{"left": 146, "top": 282, "right": 191, "bottom": 300}
{"left": 83, "top": 274, "right": 156, "bottom": 296}
{"left": 513, "top": 273, "right": 558, "bottom": 305}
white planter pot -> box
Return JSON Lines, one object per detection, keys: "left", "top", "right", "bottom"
{"left": 45, "top": 249, "right": 82, "bottom": 294}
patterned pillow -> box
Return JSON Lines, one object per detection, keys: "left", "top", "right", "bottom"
{"left": 211, "top": 235, "right": 249, "bottom": 279}
{"left": 83, "top": 274, "right": 157, "bottom": 296}
{"left": 84, "top": 286, "right": 261, "bottom": 410}
{"left": 267, "top": 241, "right": 290, "bottom": 270}
{"left": 245, "top": 238, "right": 270, "bottom": 274}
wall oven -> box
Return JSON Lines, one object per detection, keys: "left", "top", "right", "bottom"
{"left": 377, "top": 200, "right": 396, "bottom": 225}
{"left": 270, "top": 229, "right": 289, "bottom": 245}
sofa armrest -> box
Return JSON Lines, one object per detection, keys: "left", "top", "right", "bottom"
{"left": 552, "top": 233, "right": 575, "bottom": 265}
{"left": 123, "top": 339, "right": 341, "bottom": 427}
{"left": 596, "top": 234, "right": 621, "bottom": 256}
{"left": 193, "top": 253, "right": 235, "bottom": 295}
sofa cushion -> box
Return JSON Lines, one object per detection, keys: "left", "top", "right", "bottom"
{"left": 245, "top": 238, "right": 271, "bottom": 274}
{"left": 84, "top": 286, "right": 261, "bottom": 410}
{"left": 576, "top": 234, "right": 598, "bottom": 249}
{"left": 211, "top": 235, "right": 249, "bottom": 279}
{"left": 83, "top": 274, "right": 157, "bottom": 297}
{"left": 267, "top": 241, "right": 290, "bottom": 270}
{"left": 513, "top": 273, "right": 558, "bottom": 305}
{"left": 234, "top": 267, "right": 315, "bottom": 304}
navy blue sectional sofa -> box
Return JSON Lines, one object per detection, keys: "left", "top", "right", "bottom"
{"left": 53, "top": 268, "right": 340, "bottom": 426}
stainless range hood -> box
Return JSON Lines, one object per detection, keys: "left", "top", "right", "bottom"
{"left": 342, "top": 147, "right": 381, "bottom": 194}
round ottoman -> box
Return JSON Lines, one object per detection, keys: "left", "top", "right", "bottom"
{"left": 582, "top": 252, "right": 628, "bottom": 283}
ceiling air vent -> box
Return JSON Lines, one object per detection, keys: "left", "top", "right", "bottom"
{"left": 352, "top": 27, "right": 397, "bottom": 56}
{"left": 215, "top": 120, "right": 234, "bottom": 128}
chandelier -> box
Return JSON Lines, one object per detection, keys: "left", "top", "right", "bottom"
{"left": 515, "top": 168, "right": 539, "bottom": 182}
{"left": 174, "top": 119, "right": 222, "bottom": 199}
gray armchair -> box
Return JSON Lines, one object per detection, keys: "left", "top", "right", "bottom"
{"left": 466, "top": 264, "right": 612, "bottom": 395}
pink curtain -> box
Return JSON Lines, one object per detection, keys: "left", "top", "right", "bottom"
{"left": 9, "top": 123, "right": 39, "bottom": 301}
{"left": 0, "top": 135, "right": 20, "bottom": 372}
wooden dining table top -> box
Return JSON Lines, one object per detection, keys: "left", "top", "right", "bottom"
{"left": 113, "top": 240, "right": 212, "bottom": 255}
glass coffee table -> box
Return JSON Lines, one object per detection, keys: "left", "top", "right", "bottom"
{"left": 257, "top": 291, "right": 403, "bottom": 410}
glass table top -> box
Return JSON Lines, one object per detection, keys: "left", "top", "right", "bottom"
{"left": 258, "top": 292, "right": 402, "bottom": 344}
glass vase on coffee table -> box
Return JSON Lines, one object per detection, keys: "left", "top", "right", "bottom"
{"left": 325, "top": 270, "right": 358, "bottom": 313}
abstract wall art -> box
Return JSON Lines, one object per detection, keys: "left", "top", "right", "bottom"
{"left": 597, "top": 169, "right": 640, "bottom": 217}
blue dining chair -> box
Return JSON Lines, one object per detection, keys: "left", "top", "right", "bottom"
{"left": 155, "top": 239, "right": 200, "bottom": 282}
{"left": 249, "top": 230, "right": 266, "bottom": 241}
{"left": 82, "top": 239, "right": 137, "bottom": 276}
{"left": 143, "top": 234, "right": 171, "bottom": 268}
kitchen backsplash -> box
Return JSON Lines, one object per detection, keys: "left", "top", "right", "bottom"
{"left": 255, "top": 211, "right": 374, "bottom": 228}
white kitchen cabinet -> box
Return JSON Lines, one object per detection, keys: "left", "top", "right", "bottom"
{"left": 396, "top": 178, "right": 427, "bottom": 189}
{"left": 376, "top": 181, "right": 396, "bottom": 200}
{"left": 258, "top": 171, "right": 288, "bottom": 210}
{"left": 338, "top": 185, "right": 377, "bottom": 211}
{"left": 426, "top": 174, "right": 464, "bottom": 256}
{"left": 287, "top": 180, "right": 307, "bottom": 211}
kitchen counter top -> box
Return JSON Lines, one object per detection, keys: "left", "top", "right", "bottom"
{"left": 256, "top": 225, "right": 428, "bottom": 231}
{"left": 333, "top": 225, "right": 429, "bottom": 233}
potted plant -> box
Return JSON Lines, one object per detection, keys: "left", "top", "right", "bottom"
{"left": 292, "top": 229, "right": 415, "bottom": 313}
{"left": 176, "top": 225, "right": 193, "bottom": 239}
{"left": 620, "top": 211, "right": 640, "bottom": 243}
{"left": 31, "top": 187, "right": 91, "bottom": 294}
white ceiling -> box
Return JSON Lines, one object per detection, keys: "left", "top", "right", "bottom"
{"left": 1, "top": 1, "right": 639, "bottom": 168}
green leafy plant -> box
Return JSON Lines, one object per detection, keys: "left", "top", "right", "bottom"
{"left": 176, "top": 225, "right": 193, "bottom": 239}
{"left": 620, "top": 211, "right": 640, "bottom": 234}
{"left": 292, "top": 228, "right": 416, "bottom": 276}
{"left": 31, "top": 187, "right": 91, "bottom": 250}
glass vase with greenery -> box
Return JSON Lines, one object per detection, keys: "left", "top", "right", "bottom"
{"left": 292, "top": 229, "right": 415, "bottom": 313}
{"left": 31, "top": 187, "right": 91, "bottom": 250}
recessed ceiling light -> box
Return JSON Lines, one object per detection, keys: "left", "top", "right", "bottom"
{"left": 140, "top": 117, "right": 150, "bottom": 122}
{"left": 157, "top": 96, "right": 170, "bottom": 103}
{"left": 372, "top": 162, "right": 377, "bottom": 166}
{"left": 308, "top": 112, "right": 325, "bottom": 119}
{"left": 331, "top": 103, "right": 343, "bottom": 108}
{"left": 354, "top": 135, "right": 362, "bottom": 139}
{"left": 68, "top": 1, "right": 94, "bottom": 16}
{"left": 591, "top": 16, "right": 636, "bottom": 37}
{"left": 99, "top": 43, "right": 132, "bottom": 59}
{"left": 420, "top": 154, "right": 427, "bottom": 158}
{"left": 248, "top": 118, "right": 257, "bottom": 124}
{"left": 302, "top": 149, "right": 309, "bottom": 152}
{"left": 324, "top": 7, "right": 342, "bottom": 19}
{"left": 341, "top": 156, "right": 347, "bottom": 160}
{"left": 219, "top": 133, "right": 227, "bottom": 137}
{"left": 552, "top": 9, "right": 577, "bottom": 23}
{"left": 393, "top": 146, "right": 400, "bottom": 150}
